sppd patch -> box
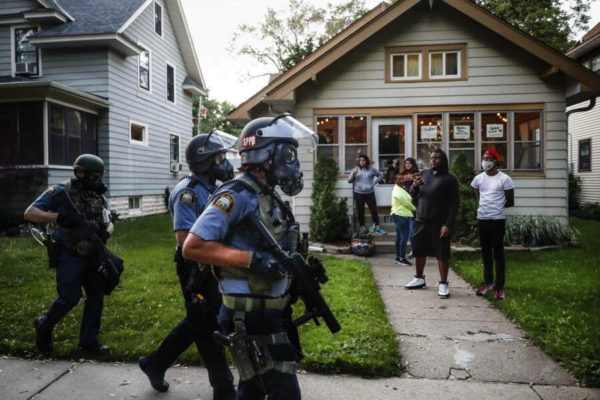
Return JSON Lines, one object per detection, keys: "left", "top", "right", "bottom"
{"left": 179, "top": 190, "right": 197, "bottom": 204}
{"left": 212, "top": 193, "right": 234, "bottom": 214}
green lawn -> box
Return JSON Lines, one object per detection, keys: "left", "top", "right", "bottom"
{"left": 452, "top": 218, "right": 600, "bottom": 387}
{"left": 0, "top": 213, "right": 400, "bottom": 377}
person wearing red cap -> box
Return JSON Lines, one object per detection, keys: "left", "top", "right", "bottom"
{"left": 470, "top": 149, "right": 514, "bottom": 300}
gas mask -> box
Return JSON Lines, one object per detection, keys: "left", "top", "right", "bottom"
{"left": 481, "top": 160, "right": 496, "bottom": 171}
{"left": 211, "top": 157, "right": 234, "bottom": 184}
{"left": 83, "top": 173, "right": 107, "bottom": 194}
{"left": 267, "top": 143, "right": 303, "bottom": 196}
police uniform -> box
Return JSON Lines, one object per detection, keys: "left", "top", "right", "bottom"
{"left": 146, "top": 173, "right": 234, "bottom": 395}
{"left": 32, "top": 178, "right": 110, "bottom": 349}
{"left": 190, "top": 172, "right": 301, "bottom": 400}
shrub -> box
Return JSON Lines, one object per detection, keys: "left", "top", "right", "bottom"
{"left": 505, "top": 215, "right": 578, "bottom": 247}
{"left": 568, "top": 173, "right": 581, "bottom": 211}
{"left": 310, "top": 156, "right": 349, "bottom": 242}
{"left": 577, "top": 203, "right": 600, "bottom": 220}
{"left": 449, "top": 153, "right": 478, "bottom": 245}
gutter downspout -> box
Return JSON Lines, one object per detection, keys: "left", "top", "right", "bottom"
{"left": 565, "top": 97, "right": 596, "bottom": 212}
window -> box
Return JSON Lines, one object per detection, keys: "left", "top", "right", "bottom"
{"left": 481, "top": 112, "right": 508, "bottom": 169}
{"left": 49, "top": 103, "right": 97, "bottom": 165}
{"left": 579, "top": 139, "right": 591, "bottom": 172}
{"left": 514, "top": 112, "right": 542, "bottom": 170}
{"left": 377, "top": 124, "right": 405, "bottom": 183}
{"left": 316, "top": 115, "right": 367, "bottom": 172}
{"left": 430, "top": 51, "right": 460, "bottom": 78}
{"left": 448, "top": 113, "right": 475, "bottom": 167}
{"left": 139, "top": 48, "right": 150, "bottom": 90}
{"left": 0, "top": 102, "right": 44, "bottom": 165}
{"left": 154, "top": 2, "right": 163, "bottom": 36}
{"left": 166, "top": 63, "right": 175, "bottom": 102}
{"left": 386, "top": 44, "right": 466, "bottom": 82}
{"left": 128, "top": 196, "right": 141, "bottom": 210}
{"left": 390, "top": 53, "right": 421, "bottom": 80}
{"left": 170, "top": 134, "right": 179, "bottom": 163}
{"left": 130, "top": 121, "right": 148, "bottom": 145}
{"left": 416, "top": 114, "right": 443, "bottom": 168}
{"left": 14, "top": 27, "right": 40, "bottom": 76}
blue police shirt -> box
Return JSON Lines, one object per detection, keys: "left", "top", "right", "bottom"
{"left": 190, "top": 175, "right": 291, "bottom": 297}
{"left": 168, "top": 175, "right": 214, "bottom": 232}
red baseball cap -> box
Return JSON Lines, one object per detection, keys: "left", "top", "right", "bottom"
{"left": 483, "top": 149, "right": 500, "bottom": 160}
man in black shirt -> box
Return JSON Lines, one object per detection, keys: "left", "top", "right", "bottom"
{"left": 404, "top": 149, "right": 459, "bottom": 298}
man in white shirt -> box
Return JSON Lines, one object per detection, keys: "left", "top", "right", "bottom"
{"left": 471, "top": 149, "right": 514, "bottom": 300}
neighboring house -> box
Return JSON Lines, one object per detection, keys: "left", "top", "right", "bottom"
{"left": 227, "top": 0, "right": 600, "bottom": 228}
{"left": 0, "top": 0, "right": 207, "bottom": 223}
{"left": 566, "top": 22, "right": 600, "bottom": 204}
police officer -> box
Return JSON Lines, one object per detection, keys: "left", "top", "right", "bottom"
{"left": 24, "top": 154, "right": 113, "bottom": 353}
{"left": 138, "top": 130, "right": 236, "bottom": 399}
{"left": 182, "top": 113, "right": 317, "bottom": 400}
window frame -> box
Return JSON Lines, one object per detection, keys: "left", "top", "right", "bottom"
{"left": 389, "top": 52, "right": 422, "bottom": 81}
{"left": 578, "top": 138, "right": 592, "bottom": 172}
{"left": 138, "top": 44, "right": 151, "bottom": 92}
{"left": 154, "top": 1, "right": 163, "bottom": 37}
{"left": 130, "top": 120, "right": 149, "bottom": 146}
{"left": 512, "top": 111, "right": 543, "bottom": 171}
{"left": 429, "top": 50, "right": 461, "bottom": 79}
{"left": 315, "top": 114, "right": 369, "bottom": 173}
{"left": 48, "top": 102, "right": 98, "bottom": 166}
{"left": 128, "top": 196, "right": 141, "bottom": 210}
{"left": 11, "top": 24, "right": 42, "bottom": 77}
{"left": 385, "top": 43, "right": 467, "bottom": 83}
{"left": 166, "top": 62, "right": 176, "bottom": 103}
{"left": 169, "top": 133, "right": 180, "bottom": 164}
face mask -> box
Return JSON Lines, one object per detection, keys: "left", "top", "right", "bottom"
{"left": 82, "top": 174, "right": 107, "bottom": 194}
{"left": 481, "top": 160, "right": 496, "bottom": 171}
{"left": 212, "top": 157, "right": 234, "bottom": 183}
{"left": 268, "top": 143, "right": 303, "bottom": 196}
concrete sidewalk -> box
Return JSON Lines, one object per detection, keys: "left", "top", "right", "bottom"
{"left": 1, "top": 255, "right": 599, "bottom": 399}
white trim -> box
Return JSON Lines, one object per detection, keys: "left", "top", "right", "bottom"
{"left": 129, "top": 120, "right": 149, "bottom": 146}
{"left": 46, "top": 98, "right": 99, "bottom": 115}
{"left": 166, "top": 61, "right": 176, "bottom": 104}
{"left": 389, "top": 52, "right": 422, "bottom": 81}
{"left": 43, "top": 101, "right": 49, "bottom": 165}
{"left": 0, "top": 18, "right": 28, "bottom": 25}
{"left": 11, "top": 24, "right": 42, "bottom": 78}
{"left": 137, "top": 43, "right": 152, "bottom": 93}
{"left": 23, "top": 10, "right": 68, "bottom": 23}
{"left": 47, "top": 165, "right": 75, "bottom": 170}
{"left": 154, "top": 1, "right": 164, "bottom": 38}
{"left": 169, "top": 132, "right": 180, "bottom": 163}
{"left": 429, "top": 50, "right": 461, "bottom": 79}
{"left": 29, "top": 34, "right": 143, "bottom": 56}
{"left": 182, "top": 83, "right": 207, "bottom": 96}
{"left": 117, "top": 0, "right": 154, "bottom": 33}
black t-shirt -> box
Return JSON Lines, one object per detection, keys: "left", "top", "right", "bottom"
{"left": 411, "top": 168, "right": 459, "bottom": 228}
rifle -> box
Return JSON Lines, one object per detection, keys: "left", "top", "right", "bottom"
{"left": 248, "top": 213, "right": 341, "bottom": 334}
{"left": 61, "top": 190, "right": 124, "bottom": 295}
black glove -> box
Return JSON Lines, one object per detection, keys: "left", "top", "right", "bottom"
{"left": 56, "top": 213, "right": 81, "bottom": 228}
{"left": 248, "top": 251, "right": 285, "bottom": 280}
{"left": 98, "top": 229, "right": 110, "bottom": 244}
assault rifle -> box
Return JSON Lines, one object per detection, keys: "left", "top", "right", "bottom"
{"left": 248, "top": 214, "right": 341, "bottom": 334}
{"left": 61, "top": 190, "right": 124, "bottom": 295}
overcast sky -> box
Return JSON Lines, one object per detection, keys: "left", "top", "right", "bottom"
{"left": 180, "top": 0, "right": 600, "bottom": 106}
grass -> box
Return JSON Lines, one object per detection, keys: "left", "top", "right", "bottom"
{"left": 0, "top": 213, "right": 400, "bottom": 377}
{"left": 452, "top": 218, "right": 600, "bottom": 387}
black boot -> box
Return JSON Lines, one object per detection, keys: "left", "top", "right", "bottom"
{"left": 139, "top": 356, "right": 169, "bottom": 392}
{"left": 34, "top": 317, "right": 53, "bottom": 353}
{"left": 213, "top": 384, "right": 236, "bottom": 400}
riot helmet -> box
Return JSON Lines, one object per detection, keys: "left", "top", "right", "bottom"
{"left": 185, "top": 129, "right": 237, "bottom": 183}
{"left": 73, "top": 154, "right": 107, "bottom": 194}
{"left": 237, "top": 113, "right": 318, "bottom": 196}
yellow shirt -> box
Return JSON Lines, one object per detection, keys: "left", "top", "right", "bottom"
{"left": 391, "top": 185, "right": 416, "bottom": 217}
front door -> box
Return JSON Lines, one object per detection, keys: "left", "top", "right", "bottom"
{"left": 372, "top": 118, "right": 412, "bottom": 206}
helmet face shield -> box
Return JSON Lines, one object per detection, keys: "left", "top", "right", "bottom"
{"left": 202, "top": 129, "right": 238, "bottom": 155}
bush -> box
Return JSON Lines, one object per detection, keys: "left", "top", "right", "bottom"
{"left": 449, "top": 153, "right": 478, "bottom": 245}
{"left": 310, "top": 156, "right": 349, "bottom": 242}
{"left": 576, "top": 203, "right": 600, "bottom": 220}
{"left": 505, "top": 215, "right": 578, "bottom": 247}
{"left": 568, "top": 173, "right": 581, "bottom": 211}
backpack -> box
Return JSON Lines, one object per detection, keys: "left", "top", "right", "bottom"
{"left": 351, "top": 234, "right": 376, "bottom": 257}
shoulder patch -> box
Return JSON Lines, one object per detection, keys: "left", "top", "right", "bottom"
{"left": 179, "top": 190, "right": 197, "bottom": 204}
{"left": 44, "top": 186, "right": 58, "bottom": 195}
{"left": 211, "top": 193, "right": 235, "bottom": 214}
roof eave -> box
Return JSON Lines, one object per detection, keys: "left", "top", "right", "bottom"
{"left": 23, "top": 10, "right": 69, "bottom": 24}
{"left": 566, "top": 34, "right": 600, "bottom": 60}
{"left": 29, "top": 33, "right": 143, "bottom": 56}
{"left": 0, "top": 81, "right": 110, "bottom": 109}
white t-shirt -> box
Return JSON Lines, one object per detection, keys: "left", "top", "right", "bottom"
{"left": 471, "top": 171, "right": 514, "bottom": 220}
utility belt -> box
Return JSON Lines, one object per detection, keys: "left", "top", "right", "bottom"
{"left": 213, "top": 294, "right": 297, "bottom": 381}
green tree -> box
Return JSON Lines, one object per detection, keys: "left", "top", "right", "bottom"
{"left": 193, "top": 96, "right": 240, "bottom": 136}
{"left": 230, "top": 0, "right": 368, "bottom": 73}
{"left": 310, "top": 156, "right": 350, "bottom": 242}
{"left": 449, "top": 154, "right": 479, "bottom": 245}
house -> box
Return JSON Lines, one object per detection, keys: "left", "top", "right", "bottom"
{"left": 566, "top": 22, "right": 600, "bottom": 204}
{"left": 0, "top": 0, "right": 207, "bottom": 225}
{"left": 227, "top": 0, "right": 600, "bottom": 228}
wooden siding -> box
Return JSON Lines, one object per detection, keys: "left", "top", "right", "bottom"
{"left": 567, "top": 98, "right": 600, "bottom": 204}
{"left": 0, "top": 0, "right": 37, "bottom": 14}
{"left": 42, "top": 49, "right": 109, "bottom": 97}
{"left": 107, "top": 2, "right": 194, "bottom": 197}
{"left": 288, "top": 5, "right": 568, "bottom": 225}
{"left": 47, "top": 167, "right": 73, "bottom": 186}
{"left": 0, "top": 26, "right": 11, "bottom": 76}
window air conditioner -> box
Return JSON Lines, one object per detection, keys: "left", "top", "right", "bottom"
{"left": 15, "top": 62, "right": 37, "bottom": 75}
{"left": 170, "top": 162, "right": 182, "bottom": 173}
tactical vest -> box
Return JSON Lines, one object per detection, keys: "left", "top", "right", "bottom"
{"left": 216, "top": 174, "right": 288, "bottom": 296}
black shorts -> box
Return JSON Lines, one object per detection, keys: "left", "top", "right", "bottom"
{"left": 411, "top": 220, "right": 451, "bottom": 262}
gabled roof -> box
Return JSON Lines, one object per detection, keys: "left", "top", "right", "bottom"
{"left": 228, "top": 0, "right": 600, "bottom": 123}
{"left": 566, "top": 22, "right": 600, "bottom": 60}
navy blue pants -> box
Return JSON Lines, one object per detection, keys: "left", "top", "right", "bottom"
{"left": 147, "top": 263, "right": 233, "bottom": 394}
{"left": 218, "top": 306, "right": 301, "bottom": 400}
{"left": 37, "top": 249, "right": 104, "bottom": 348}
{"left": 393, "top": 214, "right": 410, "bottom": 260}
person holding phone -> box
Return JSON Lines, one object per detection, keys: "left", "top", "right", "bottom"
{"left": 348, "top": 155, "right": 386, "bottom": 235}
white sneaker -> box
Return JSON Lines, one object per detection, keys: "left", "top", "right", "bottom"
{"left": 404, "top": 276, "right": 426, "bottom": 289}
{"left": 438, "top": 281, "right": 450, "bottom": 298}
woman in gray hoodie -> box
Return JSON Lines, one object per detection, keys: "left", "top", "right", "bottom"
{"left": 348, "top": 155, "right": 386, "bottom": 235}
